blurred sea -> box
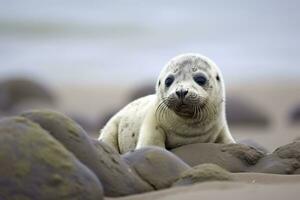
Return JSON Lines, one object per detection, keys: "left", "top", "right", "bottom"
{"left": 0, "top": 0, "right": 300, "bottom": 86}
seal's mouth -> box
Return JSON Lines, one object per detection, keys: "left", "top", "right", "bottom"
{"left": 173, "top": 101, "right": 207, "bottom": 118}
{"left": 156, "top": 95, "right": 211, "bottom": 121}
{"left": 175, "top": 102, "right": 191, "bottom": 112}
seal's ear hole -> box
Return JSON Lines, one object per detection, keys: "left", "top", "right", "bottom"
{"left": 216, "top": 74, "right": 220, "bottom": 82}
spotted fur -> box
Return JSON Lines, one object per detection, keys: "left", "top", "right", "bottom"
{"left": 99, "top": 53, "right": 235, "bottom": 154}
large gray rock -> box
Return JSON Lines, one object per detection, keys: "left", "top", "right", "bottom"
{"left": 172, "top": 141, "right": 300, "bottom": 175}
{"left": 122, "top": 147, "right": 190, "bottom": 190}
{"left": 21, "top": 110, "right": 153, "bottom": 197}
{"left": 0, "top": 117, "right": 103, "bottom": 200}
{"left": 172, "top": 163, "right": 233, "bottom": 186}
{"left": 251, "top": 142, "right": 300, "bottom": 174}
{"left": 171, "top": 143, "right": 265, "bottom": 172}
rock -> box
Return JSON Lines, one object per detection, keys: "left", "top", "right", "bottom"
{"left": 251, "top": 142, "right": 300, "bottom": 174}
{"left": 0, "top": 78, "right": 55, "bottom": 113}
{"left": 238, "top": 139, "right": 269, "bottom": 154}
{"left": 92, "top": 139, "right": 154, "bottom": 194}
{"left": 290, "top": 105, "right": 300, "bottom": 124}
{"left": 171, "top": 143, "right": 265, "bottom": 172}
{"left": 171, "top": 141, "right": 300, "bottom": 175}
{"left": 172, "top": 163, "right": 233, "bottom": 186}
{"left": 221, "top": 144, "right": 265, "bottom": 165}
{"left": 226, "top": 96, "right": 270, "bottom": 127}
{"left": 21, "top": 110, "right": 153, "bottom": 197}
{"left": 0, "top": 117, "right": 103, "bottom": 200}
{"left": 122, "top": 147, "right": 190, "bottom": 190}
{"left": 273, "top": 142, "right": 300, "bottom": 160}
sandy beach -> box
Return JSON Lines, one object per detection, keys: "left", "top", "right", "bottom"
{"left": 1, "top": 1, "right": 300, "bottom": 199}
{"left": 112, "top": 173, "right": 300, "bottom": 200}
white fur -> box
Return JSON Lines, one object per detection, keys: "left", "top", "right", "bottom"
{"left": 99, "top": 53, "right": 235, "bottom": 154}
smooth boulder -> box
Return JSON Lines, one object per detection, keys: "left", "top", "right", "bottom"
{"left": 173, "top": 163, "right": 233, "bottom": 186}
{"left": 0, "top": 117, "right": 103, "bottom": 200}
{"left": 251, "top": 142, "right": 300, "bottom": 174}
{"left": 21, "top": 110, "right": 153, "bottom": 197}
{"left": 123, "top": 147, "right": 190, "bottom": 190}
{"left": 171, "top": 143, "right": 265, "bottom": 172}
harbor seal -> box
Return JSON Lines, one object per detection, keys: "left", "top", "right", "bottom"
{"left": 99, "top": 53, "right": 235, "bottom": 154}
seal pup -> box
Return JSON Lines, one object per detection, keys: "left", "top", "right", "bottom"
{"left": 99, "top": 53, "right": 235, "bottom": 154}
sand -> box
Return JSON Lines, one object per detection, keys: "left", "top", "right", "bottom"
{"left": 108, "top": 173, "right": 300, "bottom": 200}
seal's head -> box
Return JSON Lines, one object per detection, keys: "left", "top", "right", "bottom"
{"left": 156, "top": 53, "right": 225, "bottom": 121}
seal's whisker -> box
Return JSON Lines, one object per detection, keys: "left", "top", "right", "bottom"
{"left": 100, "top": 53, "right": 236, "bottom": 154}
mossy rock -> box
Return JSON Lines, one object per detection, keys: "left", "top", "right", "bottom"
{"left": 0, "top": 117, "right": 103, "bottom": 200}
{"left": 173, "top": 163, "right": 233, "bottom": 186}
{"left": 21, "top": 110, "right": 153, "bottom": 196}
{"left": 122, "top": 147, "right": 191, "bottom": 190}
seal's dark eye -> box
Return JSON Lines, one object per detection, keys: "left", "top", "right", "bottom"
{"left": 165, "top": 75, "right": 174, "bottom": 87}
{"left": 194, "top": 74, "right": 207, "bottom": 86}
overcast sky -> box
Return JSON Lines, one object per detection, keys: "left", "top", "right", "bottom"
{"left": 0, "top": 0, "right": 299, "bottom": 86}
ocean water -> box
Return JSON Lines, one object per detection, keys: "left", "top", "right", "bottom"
{"left": 0, "top": 0, "right": 300, "bottom": 86}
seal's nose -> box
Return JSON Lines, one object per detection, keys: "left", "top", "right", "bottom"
{"left": 176, "top": 88, "right": 188, "bottom": 99}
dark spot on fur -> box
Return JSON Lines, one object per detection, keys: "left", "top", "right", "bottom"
{"left": 158, "top": 80, "right": 161, "bottom": 86}
{"left": 131, "top": 132, "right": 135, "bottom": 137}
{"left": 216, "top": 74, "right": 220, "bottom": 82}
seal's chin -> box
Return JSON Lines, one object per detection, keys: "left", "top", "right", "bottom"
{"left": 175, "top": 110, "right": 194, "bottom": 118}
{"left": 173, "top": 103, "right": 198, "bottom": 118}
